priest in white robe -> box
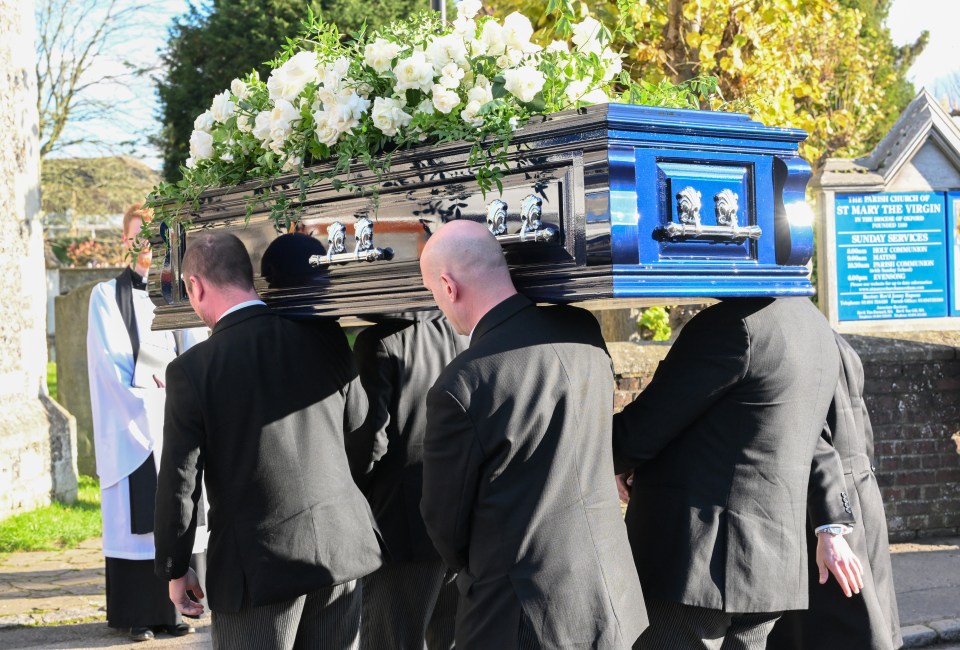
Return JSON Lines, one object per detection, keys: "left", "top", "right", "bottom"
{"left": 87, "top": 204, "right": 208, "bottom": 642}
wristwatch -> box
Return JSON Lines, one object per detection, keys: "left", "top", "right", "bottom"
{"left": 816, "top": 525, "right": 847, "bottom": 536}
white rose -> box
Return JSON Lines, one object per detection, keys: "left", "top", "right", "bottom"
{"left": 439, "top": 62, "right": 465, "bottom": 89}
{"left": 546, "top": 40, "right": 569, "bottom": 53}
{"left": 210, "top": 90, "right": 235, "bottom": 123}
{"left": 452, "top": 16, "right": 476, "bottom": 37}
{"left": 496, "top": 49, "right": 524, "bottom": 69}
{"left": 467, "top": 81, "right": 493, "bottom": 105}
{"left": 267, "top": 50, "right": 319, "bottom": 102}
{"left": 460, "top": 100, "right": 483, "bottom": 127}
{"left": 431, "top": 84, "right": 461, "bottom": 114}
{"left": 185, "top": 157, "right": 196, "bottom": 169}
{"left": 266, "top": 99, "right": 301, "bottom": 151}
{"left": 220, "top": 152, "right": 234, "bottom": 162}
{"left": 509, "top": 116, "right": 519, "bottom": 130}
{"left": 364, "top": 38, "right": 403, "bottom": 73}
{"left": 479, "top": 20, "right": 505, "bottom": 57}
{"left": 565, "top": 79, "right": 590, "bottom": 102}
{"left": 313, "top": 111, "right": 342, "bottom": 146}
{"left": 502, "top": 12, "right": 537, "bottom": 53}
{"left": 320, "top": 57, "right": 351, "bottom": 89}
{"left": 237, "top": 114, "right": 254, "bottom": 133}
{"left": 426, "top": 34, "right": 468, "bottom": 70}
{"left": 457, "top": 0, "right": 482, "bottom": 20}
{"left": 572, "top": 17, "right": 603, "bottom": 55}
{"left": 193, "top": 110, "right": 214, "bottom": 133}
{"left": 230, "top": 78, "right": 250, "bottom": 100}
{"left": 416, "top": 98, "right": 435, "bottom": 115}
{"left": 253, "top": 110, "right": 272, "bottom": 143}
{"left": 503, "top": 65, "right": 545, "bottom": 103}
{"left": 393, "top": 51, "right": 436, "bottom": 93}
{"left": 282, "top": 155, "right": 301, "bottom": 172}
{"left": 580, "top": 88, "right": 609, "bottom": 104}
{"left": 602, "top": 48, "right": 623, "bottom": 81}
{"left": 372, "top": 97, "right": 412, "bottom": 136}
{"left": 189, "top": 129, "right": 214, "bottom": 161}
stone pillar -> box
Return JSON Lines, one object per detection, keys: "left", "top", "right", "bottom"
{"left": 0, "top": 0, "right": 77, "bottom": 519}
{"left": 591, "top": 308, "right": 638, "bottom": 342}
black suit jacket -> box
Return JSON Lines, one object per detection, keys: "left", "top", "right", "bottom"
{"left": 350, "top": 311, "right": 467, "bottom": 563}
{"left": 155, "top": 305, "right": 384, "bottom": 613}
{"left": 769, "top": 333, "right": 902, "bottom": 649}
{"left": 613, "top": 298, "right": 849, "bottom": 613}
{"left": 422, "top": 294, "right": 647, "bottom": 649}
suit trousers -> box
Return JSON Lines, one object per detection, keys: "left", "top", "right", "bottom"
{"left": 638, "top": 599, "right": 781, "bottom": 650}
{"left": 211, "top": 580, "right": 360, "bottom": 650}
{"left": 360, "top": 559, "right": 456, "bottom": 650}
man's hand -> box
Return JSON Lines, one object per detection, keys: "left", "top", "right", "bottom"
{"left": 816, "top": 532, "right": 864, "bottom": 597}
{"left": 169, "top": 567, "right": 205, "bottom": 616}
{"left": 615, "top": 470, "right": 634, "bottom": 504}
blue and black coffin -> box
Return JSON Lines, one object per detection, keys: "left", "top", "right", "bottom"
{"left": 149, "top": 103, "right": 814, "bottom": 328}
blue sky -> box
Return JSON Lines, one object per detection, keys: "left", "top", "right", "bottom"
{"left": 48, "top": 0, "right": 960, "bottom": 171}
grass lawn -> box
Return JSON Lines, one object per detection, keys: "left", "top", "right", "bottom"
{"left": 47, "top": 361, "right": 57, "bottom": 402}
{"left": 0, "top": 475, "right": 101, "bottom": 553}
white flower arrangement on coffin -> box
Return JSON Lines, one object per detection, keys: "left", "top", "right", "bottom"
{"left": 150, "top": 2, "right": 625, "bottom": 231}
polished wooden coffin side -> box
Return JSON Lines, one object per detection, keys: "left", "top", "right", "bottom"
{"left": 149, "top": 103, "right": 814, "bottom": 329}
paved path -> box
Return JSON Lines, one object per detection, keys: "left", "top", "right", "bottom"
{"left": 0, "top": 536, "right": 958, "bottom": 648}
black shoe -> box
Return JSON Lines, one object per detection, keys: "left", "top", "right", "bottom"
{"left": 163, "top": 623, "right": 195, "bottom": 637}
{"left": 129, "top": 627, "right": 154, "bottom": 642}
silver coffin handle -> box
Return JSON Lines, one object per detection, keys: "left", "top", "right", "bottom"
{"left": 656, "top": 188, "right": 761, "bottom": 242}
{"left": 308, "top": 217, "right": 394, "bottom": 267}
{"left": 485, "top": 196, "right": 558, "bottom": 245}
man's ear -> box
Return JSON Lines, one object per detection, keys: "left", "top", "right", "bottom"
{"left": 187, "top": 275, "right": 204, "bottom": 301}
{"left": 439, "top": 273, "right": 457, "bottom": 303}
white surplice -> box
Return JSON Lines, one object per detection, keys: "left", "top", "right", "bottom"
{"left": 87, "top": 278, "right": 209, "bottom": 560}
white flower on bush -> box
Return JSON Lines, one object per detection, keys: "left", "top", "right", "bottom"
{"left": 501, "top": 12, "right": 538, "bottom": 53}
{"left": 457, "top": 0, "right": 482, "bottom": 20}
{"left": 210, "top": 90, "right": 235, "bottom": 123}
{"left": 253, "top": 110, "right": 272, "bottom": 143}
{"left": 237, "top": 114, "right": 254, "bottom": 133}
{"left": 479, "top": 20, "right": 505, "bottom": 57}
{"left": 282, "top": 155, "right": 301, "bottom": 172}
{"left": 467, "top": 76, "right": 493, "bottom": 104}
{"left": 313, "top": 117, "right": 341, "bottom": 147}
{"left": 269, "top": 99, "right": 301, "bottom": 145}
{"left": 318, "top": 91, "right": 371, "bottom": 135}
{"left": 572, "top": 17, "right": 603, "bottom": 56}
{"left": 503, "top": 65, "right": 545, "bottom": 103}
{"left": 460, "top": 101, "right": 483, "bottom": 127}
{"left": 427, "top": 34, "right": 468, "bottom": 70}
{"left": 438, "top": 62, "right": 465, "bottom": 89}
{"left": 431, "top": 84, "right": 461, "bottom": 114}
{"left": 267, "top": 51, "right": 319, "bottom": 102}
{"left": 372, "top": 97, "right": 412, "bottom": 136}
{"left": 230, "top": 78, "right": 250, "bottom": 101}
{"left": 393, "top": 51, "right": 435, "bottom": 93}
{"left": 220, "top": 152, "right": 234, "bottom": 162}
{"left": 546, "top": 40, "right": 569, "bottom": 53}
{"left": 364, "top": 38, "right": 402, "bottom": 73}
{"left": 189, "top": 129, "right": 214, "bottom": 162}
{"left": 194, "top": 110, "right": 214, "bottom": 133}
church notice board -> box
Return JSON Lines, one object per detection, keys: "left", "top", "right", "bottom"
{"left": 950, "top": 192, "right": 960, "bottom": 316}
{"left": 833, "top": 191, "right": 951, "bottom": 321}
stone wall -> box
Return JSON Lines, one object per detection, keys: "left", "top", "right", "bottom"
{"left": 609, "top": 333, "right": 960, "bottom": 541}
{"left": 0, "top": 0, "right": 77, "bottom": 520}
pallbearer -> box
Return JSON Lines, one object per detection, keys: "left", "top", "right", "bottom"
{"left": 419, "top": 220, "right": 646, "bottom": 649}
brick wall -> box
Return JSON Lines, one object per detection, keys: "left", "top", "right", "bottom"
{"left": 608, "top": 333, "right": 960, "bottom": 541}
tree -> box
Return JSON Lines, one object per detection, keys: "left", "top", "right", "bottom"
{"left": 154, "top": 0, "right": 424, "bottom": 180}
{"left": 492, "top": 0, "right": 926, "bottom": 170}
{"left": 35, "top": 0, "right": 150, "bottom": 160}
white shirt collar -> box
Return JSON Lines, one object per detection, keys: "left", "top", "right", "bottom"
{"left": 217, "top": 299, "right": 266, "bottom": 323}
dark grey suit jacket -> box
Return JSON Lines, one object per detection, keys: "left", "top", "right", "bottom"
{"left": 613, "top": 298, "right": 850, "bottom": 613}
{"left": 769, "top": 333, "right": 902, "bottom": 649}
{"left": 155, "top": 305, "right": 384, "bottom": 613}
{"left": 422, "top": 294, "right": 647, "bottom": 649}
{"left": 350, "top": 311, "right": 467, "bottom": 563}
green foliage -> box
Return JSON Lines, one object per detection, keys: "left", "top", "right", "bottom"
{"left": 0, "top": 476, "right": 102, "bottom": 553}
{"left": 46, "top": 362, "right": 57, "bottom": 402}
{"left": 492, "top": 0, "right": 926, "bottom": 169}
{"left": 637, "top": 306, "right": 671, "bottom": 341}
{"left": 155, "top": 0, "right": 421, "bottom": 180}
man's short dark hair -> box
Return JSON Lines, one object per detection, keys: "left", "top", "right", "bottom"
{"left": 181, "top": 231, "right": 254, "bottom": 291}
